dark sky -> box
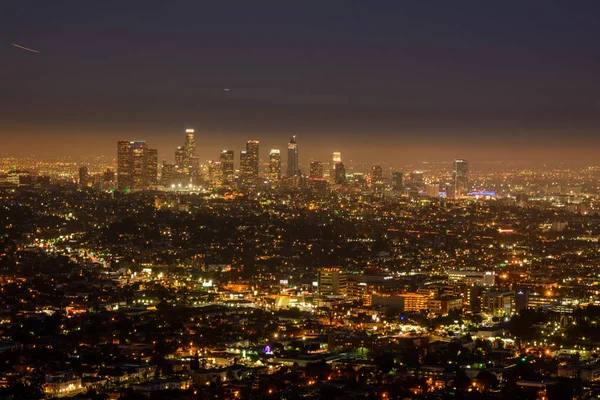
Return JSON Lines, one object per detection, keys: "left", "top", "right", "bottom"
{"left": 2, "top": 1, "right": 600, "bottom": 164}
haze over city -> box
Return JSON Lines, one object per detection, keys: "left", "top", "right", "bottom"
{"left": 3, "top": 1, "right": 600, "bottom": 163}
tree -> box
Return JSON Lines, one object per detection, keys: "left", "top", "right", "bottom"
{"left": 475, "top": 370, "right": 499, "bottom": 391}
{"left": 374, "top": 353, "right": 395, "bottom": 374}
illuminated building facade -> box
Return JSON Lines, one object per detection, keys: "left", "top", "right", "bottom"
{"left": 117, "top": 140, "right": 158, "bottom": 190}
{"left": 286, "top": 135, "right": 299, "bottom": 177}
{"left": 329, "top": 151, "right": 341, "bottom": 183}
{"left": 208, "top": 161, "right": 223, "bottom": 189}
{"left": 117, "top": 140, "right": 134, "bottom": 190}
{"left": 318, "top": 268, "right": 347, "bottom": 296}
{"left": 334, "top": 162, "right": 346, "bottom": 185}
{"left": 146, "top": 148, "right": 158, "bottom": 186}
{"left": 391, "top": 172, "right": 403, "bottom": 190}
{"left": 239, "top": 140, "right": 259, "bottom": 187}
{"left": 453, "top": 158, "right": 469, "bottom": 198}
{"left": 219, "top": 150, "right": 234, "bottom": 186}
{"left": 448, "top": 270, "right": 495, "bottom": 286}
{"left": 78, "top": 166, "right": 88, "bottom": 188}
{"left": 269, "top": 149, "right": 281, "bottom": 181}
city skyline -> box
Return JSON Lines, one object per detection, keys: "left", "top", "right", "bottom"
{"left": 4, "top": 2, "right": 600, "bottom": 398}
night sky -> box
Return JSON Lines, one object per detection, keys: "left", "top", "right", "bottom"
{"left": 2, "top": 1, "right": 600, "bottom": 164}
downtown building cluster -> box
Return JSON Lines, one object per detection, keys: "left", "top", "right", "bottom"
{"left": 113, "top": 128, "right": 471, "bottom": 200}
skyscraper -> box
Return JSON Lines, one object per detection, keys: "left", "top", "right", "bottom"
{"left": 334, "top": 162, "right": 346, "bottom": 185}
{"left": 208, "top": 161, "right": 223, "bottom": 189}
{"left": 454, "top": 159, "right": 469, "bottom": 198}
{"left": 239, "top": 140, "right": 259, "bottom": 188}
{"left": 117, "top": 140, "right": 134, "bottom": 190}
{"left": 371, "top": 166, "right": 383, "bottom": 184}
{"left": 184, "top": 129, "right": 196, "bottom": 160}
{"left": 175, "top": 147, "right": 186, "bottom": 167}
{"left": 286, "top": 135, "right": 299, "bottom": 177}
{"left": 146, "top": 148, "right": 158, "bottom": 186}
{"left": 219, "top": 150, "right": 235, "bottom": 186}
{"left": 329, "top": 152, "right": 341, "bottom": 183}
{"left": 246, "top": 140, "right": 259, "bottom": 185}
{"left": 78, "top": 166, "right": 89, "bottom": 188}
{"left": 410, "top": 171, "right": 424, "bottom": 185}
{"left": 269, "top": 149, "right": 281, "bottom": 181}
{"left": 174, "top": 128, "right": 198, "bottom": 175}
{"left": 117, "top": 140, "right": 158, "bottom": 190}
{"left": 309, "top": 161, "right": 324, "bottom": 179}
{"left": 391, "top": 172, "right": 403, "bottom": 190}
{"left": 130, "top": 140, "right": 148, "bottom": 188}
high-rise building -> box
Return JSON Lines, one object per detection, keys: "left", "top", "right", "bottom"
{"left": 239, "top": 150, "right": 249, "bottom": 187}
{"left": 334, "top": 162, "right": 346, "bottom": 185}
{"left": 318, "top": 268, "right": 347, "bottom": 296}
{"left": 410, "top": 171, "right": 424, "bottom": 185}
{"left": 286, "top": 135, "right": 299, "bottom": 177}
{"left": 117, "top": 140, "right": 158, "bottom": 190}
{"left": 174, "top": 128, "right": 198, "bottom": 175}
{"left": 371, "top": 166, "right": 383, "bottom": 185}
{"left": 219, "top": 150, "right": 234, "bottom": 186}
{"left": 117, "top": 141, "right": 134, "bottom": 190}
{"left": 184, "top": 129, "right": 196, "bottom": 160}
{"left": 329, "top": 152, "right": 341, "bottom": 183}
{"left": 146, "top": 148, "right": 158, "bottom": 186}
{"left": 175, "top": 147, "right": 185, "bottom": 167}
{"left": 208, "top": 161, "right": 223, "bottom": 189}
{"left": 239, "top": 140, "right": 259, "bottom": 188}
{"left": 453, "top": 159, "right": 469, "bottom": 198}
{"left": 391, "top": 172, "right": 403, "bottom": 190}
{"left": 269, "top": 149, "right": 281, "bottom": 181}
{"left": 78, "top": 166, "right": 89, "bottom": 188}
{"left": 246, "top": 140, "right": 260, "bottom": 185}
{"left": 309, "top": 161, "right": 324, "bottom": 179}
{"left": 130, "top": 140, "right": 148, "bottom": 188}
{"left": 161, "top": 162, "right": 176, "bottom": 186}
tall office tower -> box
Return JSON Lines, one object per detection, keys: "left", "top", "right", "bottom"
{"left": 219, "top": 150, "right": 235, "bottom": 186}
{"left": 453, "top": 159, "right": 469, "bottom": 198}
{"left": 146, "top": 148, "right": 158, "bottom": 185}
{"left": 117, "top": 140, "right": 157, "bottom": 190}
{"left": 175, "top": 147, "right": 186, "bottom": 167}
{"left": 161, "top": 162, "right": 176, "bottom": 186}
{"left": 309, "top": 161, "right": 324, "bottom": 179}
{"left": 174, "top": 128, "right": 197, "bottom": 173}
{"left": 286, "top": 135, "right": 299, "bottom": 177}
{"left": 208, "top": 161, "right": 223, "bottom": 189}
{"left": 334, "top": 162, "right": 346, "bottom": 184}
{"left": 245, "top": 140, "right": 260, "bottom": 185}
{"left": 117, "top": 140, "right": 134, "bottom": 190}
{"left": 269, "top": 149, "right": 281, "bottom": 181}
{"left": 239, "top": 150, "right": 253, "bottom": 187}
{"left": 371, "top": 166, "right": 383, "bottom": 184}
{"left": 184, "top": 129, "right": 196, "bottom": 160}
{"left": 329, "top": 151, "right": 341, "bottom": 183}
{"left": 78, "top": 166, "right": 89, "bottom": 188}
{"left": 410, "top": 171, "right": 424, "bottom": 184}
{"left": 318, "top": 268, "right": 347, "bottom": 296}
{"left": 130, "top": 140, "right": 149, "bottom": 187}
{"left": 391, "top": 172, "right": 403, "bottom": 190}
